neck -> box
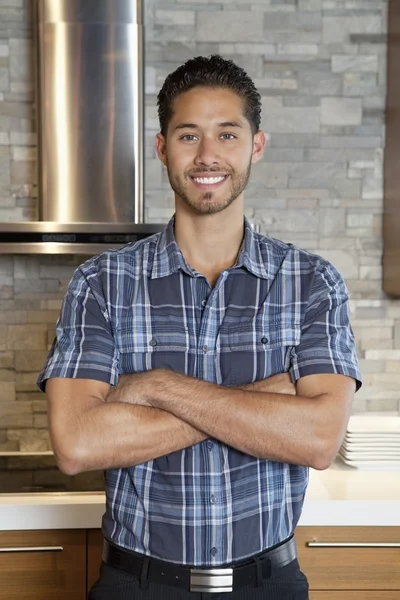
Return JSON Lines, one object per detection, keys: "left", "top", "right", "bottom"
{"left": 174, "top": 208, "right": 245, "bottom": 275}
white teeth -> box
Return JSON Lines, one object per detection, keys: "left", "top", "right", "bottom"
{"left": 193, "top": 176, "right": 226, "bottom": 185}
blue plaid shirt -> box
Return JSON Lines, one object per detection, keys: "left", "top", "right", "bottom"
{"left": 38, "top": 216, "right": 361, "bottom": 567}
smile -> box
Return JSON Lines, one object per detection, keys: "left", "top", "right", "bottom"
{"left": 190, "top": 175, "right": 229, "bottom": 188}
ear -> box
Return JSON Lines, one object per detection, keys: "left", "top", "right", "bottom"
{"left": 251, "top": 130, "right": 267, "bottom": 164}
{"left": 155, "top": 133, "right": 167, "bottom": 167}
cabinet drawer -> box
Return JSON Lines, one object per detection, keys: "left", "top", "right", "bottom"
{"left": 310, "top": 594, "right": 400, "bottom": 600}
{"left": 0, "top": 530, "right": 86, "bottom": 600}
{"left": 296, "top": 527, "right": 400, "bottom": 591}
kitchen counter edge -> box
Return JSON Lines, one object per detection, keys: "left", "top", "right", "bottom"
{"left": 1, "top": 461, "right": 400, "bottom": 530}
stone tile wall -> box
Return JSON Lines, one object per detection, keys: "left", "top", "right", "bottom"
{"left": 0, "top": 0, "right": 397, "bottom": 451}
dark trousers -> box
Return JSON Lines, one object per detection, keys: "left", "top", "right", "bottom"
{"left": 88, "top": 558, "right": 309, "bottom": 600}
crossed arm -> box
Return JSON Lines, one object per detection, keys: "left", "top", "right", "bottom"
{"left": 46, "top": 369, "right": 355, "bottom": 475}
{"left": 107, "top": 369, "right": 354, "bottom": 470}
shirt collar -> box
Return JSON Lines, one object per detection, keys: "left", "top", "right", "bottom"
{"left": 150, "top": 216, "right": 191, "bottom": 279}
{"left": 233, "top": 217, "right": 271, "bottom": 279}
{"left": 151, "top": 214, "right": 272, "bottom": 280}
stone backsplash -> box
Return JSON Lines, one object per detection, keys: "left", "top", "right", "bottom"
{"left": 0, "top": 0, "right": 399, "bottom": 452}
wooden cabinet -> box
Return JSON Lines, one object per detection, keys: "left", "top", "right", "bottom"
{"left": 0, "top": 530, "right": 87, "bottom": 600}
{"left": 296, "top": 527, "right": 400, "bottom": 597}
{"left": 310, "top": 594, "right": 400, "bottom": 600}
{"left": 0, "top": 527, "right": 399, "bottom": 598}
{"left": 87, "top": 529, "right": 104, "bottom": 592}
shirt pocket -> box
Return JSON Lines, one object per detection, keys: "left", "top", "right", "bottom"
{"left": 114, "top": 324, "right": 190, "bottom": 376}
{"left": 222, "top": 320, "right": 301, "bottom": 386}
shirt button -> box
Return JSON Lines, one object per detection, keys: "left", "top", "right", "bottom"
{"left": 149, "top": 338, "right": 157, "bottom": 347}
{"left": 207, "top": 442, "right": 213, "bottom": 450}
{"left": 202, "top": 345, "right": 208, "bottom": 353}
{"left": 210, "top": 495, "right": 216, "bottom": 504}
{"left": 261, "top": 337, "right": 268, "bottom": 345}
{"left": 202, "top": 299, "right": 206, "bottom": 307}
{"left": 211, "top": 547, "right": 217, "bottom": 556}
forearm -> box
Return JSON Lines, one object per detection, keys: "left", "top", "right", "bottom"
{"left": 63, "top": 403, "right": 208, "bottom": 474}
{"left": 233, "top": 372, "right": 295, "bottom": 395}
{"left": 99, "top": 371, "right": 296, "bottom": 470}
{"left": 148, "top": 371, "right": 332, "bottom": 469}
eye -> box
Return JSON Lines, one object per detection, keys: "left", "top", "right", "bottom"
{"left": 180, "top": 134, "right": 198, "bottom": 141}
{"left": 221, "top": 133, "right": 236, "bottom": 140}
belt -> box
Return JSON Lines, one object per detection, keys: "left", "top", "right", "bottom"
{"left": 102, "top": 535, "right": 297, "bottom": 593}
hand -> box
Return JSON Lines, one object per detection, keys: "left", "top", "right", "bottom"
{"left": 234, "top": 372, "right": 296, "bottom": 396}
{"left": 105, "top": 372, "right": 153, "bottom": 407}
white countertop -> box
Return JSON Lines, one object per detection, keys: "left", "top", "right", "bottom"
{"left": 299, "top": 459, "right": 400, "bottom": 527}
{"left": 0, "top": 459, "right": 399, "bottom": 531}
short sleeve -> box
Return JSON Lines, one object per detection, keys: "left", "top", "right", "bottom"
{"left": 37, "top": 265, "right": 119, "bottom": 392}
{"left": 289, "top": 259, "right": 362, "bottom": 392}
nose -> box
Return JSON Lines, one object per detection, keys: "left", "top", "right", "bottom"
{"left": 194, "top": 137, "right": 220, "bottom": 167}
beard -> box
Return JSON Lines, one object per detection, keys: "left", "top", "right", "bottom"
{"left": 166, "top": 159, "right": 252, "bottom": 215}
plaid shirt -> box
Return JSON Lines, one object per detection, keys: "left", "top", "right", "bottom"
{"left": 38, "top": 216, "right": 361, "bottom": 567}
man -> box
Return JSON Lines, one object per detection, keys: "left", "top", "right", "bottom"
{"left": 38, "top": 55, "right": 361, "bottom": 599}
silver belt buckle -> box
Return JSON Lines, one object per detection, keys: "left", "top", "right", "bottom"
{"left": 190, "top": 567, "right": 233, "bottom": 593}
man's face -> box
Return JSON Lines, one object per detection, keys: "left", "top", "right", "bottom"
{"left": 155, "top": 87, "right": 265, "bottom": 216}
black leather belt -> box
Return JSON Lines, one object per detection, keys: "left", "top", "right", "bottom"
{"left": 102, "top": 535, "right": 297, "bottom": 593}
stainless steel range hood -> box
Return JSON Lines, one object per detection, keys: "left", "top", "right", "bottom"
{"left": 0, "top": 222, "right": 163, "bottom": 255}
{"left": 0, "top": 0, "right": 164, "bottom": 255}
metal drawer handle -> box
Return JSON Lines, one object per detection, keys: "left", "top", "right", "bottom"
{"left": 0, "top": 546, "right": 64, "bottom": 553}
{"left": 307, "top": 541, "right": 400, "bottom": 548}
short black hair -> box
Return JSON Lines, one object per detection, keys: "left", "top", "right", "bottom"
{"left": 157, "top": 54, "right": 262, "bottom": 137}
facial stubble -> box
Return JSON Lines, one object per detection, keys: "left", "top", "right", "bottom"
{"left": 166, "top": 159, "right": 252, "bottom": 215}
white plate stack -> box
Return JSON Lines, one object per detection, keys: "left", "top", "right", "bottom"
{"left": 338, "top": 414, "right": 400, "bottom": 470}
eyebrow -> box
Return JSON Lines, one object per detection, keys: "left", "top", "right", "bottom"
{"left": 174, "top": 121, "right": 243, "bottom": 131}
